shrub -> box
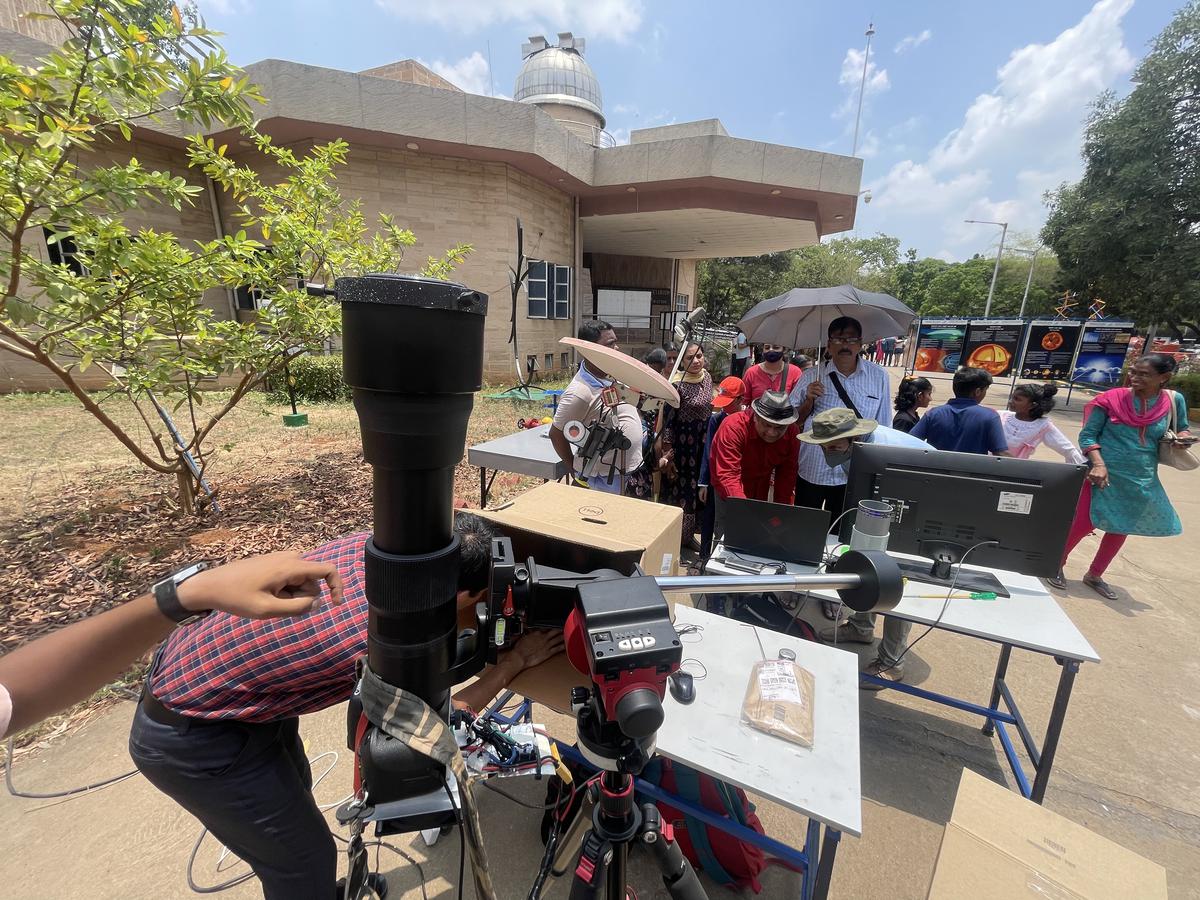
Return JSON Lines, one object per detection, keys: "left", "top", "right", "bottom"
{"left": 267, "top": 354, "right": 351, "bottom": 404}
{"left": 1170, "top": 373, "right": 1200, "bottom": 409}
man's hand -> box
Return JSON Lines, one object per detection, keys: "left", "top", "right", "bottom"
{"left": 177, "top": 552, "right": 345, "bottom": 619}
{"left": 698, "top": 485, "right": 708, "bottom": 504}
{"left": 805, "top": 381, "right": 825, "bottom": 401}
{"left": 503, "top": 629, "right": 565, "bottom": 670}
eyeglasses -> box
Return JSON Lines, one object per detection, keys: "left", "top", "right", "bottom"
{"left": 828, "top": 336, "right": 862, "bottom": 345}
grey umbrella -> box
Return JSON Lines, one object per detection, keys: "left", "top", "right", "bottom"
{"left": 738, "top": 285, "right": 916, "bottom": 350}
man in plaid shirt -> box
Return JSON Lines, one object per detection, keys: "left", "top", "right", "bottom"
{"left": 128, "top": 512, "right": 563, "bottom": 900}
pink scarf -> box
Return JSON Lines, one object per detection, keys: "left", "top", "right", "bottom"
{"left": 1083, "top": 387, "right": 1170, "bottom": 445}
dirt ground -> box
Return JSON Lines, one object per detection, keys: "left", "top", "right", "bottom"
{"left": 1, "top": 371, "right": 1199, "bottom": 898}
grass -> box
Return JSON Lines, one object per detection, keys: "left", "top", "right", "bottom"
{"left": 0, "top": 381, "right": 568, "bottom": 526}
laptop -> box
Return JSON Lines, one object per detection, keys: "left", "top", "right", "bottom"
{"left": 722, "top": 498, "right": 831, "bottom": 567}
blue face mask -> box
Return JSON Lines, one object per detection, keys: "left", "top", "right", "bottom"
{"left": 763, "top": 350, "right": 783, "bottom": 363}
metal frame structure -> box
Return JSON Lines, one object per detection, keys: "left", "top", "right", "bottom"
{"left": 484, "top": 693, "right": 841, "bottom": 900}
{"left": 862, "top": 642, "right": 1081, "bottom": 802}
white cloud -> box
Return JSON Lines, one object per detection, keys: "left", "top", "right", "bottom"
{"left": 836, "top": 46, "right": 890, "bottom": 118}
{"left": 893, "top": 30, "right": 932, "bottom": 54}
{"left": 420, "top": 51, "right": 496, "bottom": 96}
{"left": 864, "top": 0, "right": 1136, "bottom": 259}
{"left": 374, "top": 0, "right": 645, "bottom": 42}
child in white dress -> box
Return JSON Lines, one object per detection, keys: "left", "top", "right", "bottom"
{"left": 1000, "top": 383, "right": 1085, "bottom": 464}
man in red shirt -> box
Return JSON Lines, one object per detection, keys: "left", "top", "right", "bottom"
{"left": 128, "top": 513, "right": 562, "bottom": 900}
{"left": 708, "top": 390, "right": 801, "bottom": 541}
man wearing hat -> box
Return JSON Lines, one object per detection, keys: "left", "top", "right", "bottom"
{"left": 697, "top": 376, "right": 746, "bottom": 557}
{"left": 707, "top": 390, "right": 802, "bottom": 543}
{"left": 799, "top": 407, "right": 930, "bottom": 687}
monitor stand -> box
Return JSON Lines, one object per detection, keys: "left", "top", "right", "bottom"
{"left": 896, "top": 545, "right": 1010, "bottom": 598}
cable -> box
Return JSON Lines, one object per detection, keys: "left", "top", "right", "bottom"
{"left": 871, "top": 539, "right": 1000, "bottom": 675}
{"left": 5, "top": 735, "right": 139, "bottom": 799}
{"left": 479, "top": 776, "right": 562, "bottom": 809}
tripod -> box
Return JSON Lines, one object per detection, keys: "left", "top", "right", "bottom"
{"left": 558, "top": 687, "right": 707, "bottom": 900}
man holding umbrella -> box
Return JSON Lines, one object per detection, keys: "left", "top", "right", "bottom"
{"left": 789, "top": 316, "right": 891, "bottom": 513}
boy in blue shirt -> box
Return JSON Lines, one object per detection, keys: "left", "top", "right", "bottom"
{"left": 910, "top": 367, "right": 1012, "bottom": 456}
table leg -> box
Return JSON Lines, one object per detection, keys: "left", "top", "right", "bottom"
{"left": 1031, "top": 657, "right": 1079, "bottom": 803}
{"left": 479, "top": 467, "right": 487, "bottom": 508}
{"left": 981, "top": 643, "right": 1012, "bottom": 737}
{"left": 810, "top": 825, "right": 841, "bottom": 900}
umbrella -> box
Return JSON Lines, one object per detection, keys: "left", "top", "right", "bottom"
{"left": 738, "top": 285, "right": 916, "bottom": 350}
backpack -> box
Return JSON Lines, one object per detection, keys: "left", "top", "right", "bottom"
{"left": 639, "top": 757, "right": 776, "bottom": 892}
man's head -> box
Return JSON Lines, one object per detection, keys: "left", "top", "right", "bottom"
{"left": 712, "top": 375, "right": 745, "bottom": 413}
{"left": 643, "top": 347, "right": 668, "bottom": 375}
{"left": 953, "top": 366, "right": 993, "bottom": 401}
{"left": 455, "top": 511, "right": 497, "bottom": 617}
{"left": 826, "top": 316, "right": 864, "bottom": 366}
{"left": 577, "top": 319, "right": 619, "bottom": 377}
{"left": 797, "top": 407, "right": 878, "bottom": 468}
{"left": 750, "top": 390, "right": 798, "bottom": 442}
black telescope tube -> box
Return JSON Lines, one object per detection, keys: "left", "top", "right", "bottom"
{"left": 338, "top": 274, "right": 487, "bottom": 700}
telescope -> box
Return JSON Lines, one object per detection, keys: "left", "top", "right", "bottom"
{"left": 319, "top": 274, "right": 902, "bottom": 898}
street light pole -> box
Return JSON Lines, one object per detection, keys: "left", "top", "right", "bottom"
{"left": 852, "top": 23, "right": 876, "bottom": 158}
{"left": 965, "top": 219, "right": 1008, "bottom": 317}
{"left": 1012, "top": 248, "right": 1038, "bottom": 318}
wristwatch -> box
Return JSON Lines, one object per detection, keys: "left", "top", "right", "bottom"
{"left": 153, "top": 562, "right": 212, "bottom": 626}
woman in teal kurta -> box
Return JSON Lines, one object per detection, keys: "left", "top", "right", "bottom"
{"left": 1050, "top": 354, "right": 1191, "bottom": 599}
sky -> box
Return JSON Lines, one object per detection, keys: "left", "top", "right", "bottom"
{"left": 193, "top": 0, "right": 1176, "bottom": 262}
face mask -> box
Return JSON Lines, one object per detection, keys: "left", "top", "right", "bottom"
{"left": 763, "top": 350, "right": 783, "bottom": 363}
{"left": 824, "top": 447, "right": 852, "bottom": 468}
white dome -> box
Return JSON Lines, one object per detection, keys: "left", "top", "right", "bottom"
{"left": 514, "top": 44, "right": 604, "bottom": 126}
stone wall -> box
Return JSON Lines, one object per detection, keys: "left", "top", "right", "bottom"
{"left": 0, "top": 0, "right": 68, "bottom": 46}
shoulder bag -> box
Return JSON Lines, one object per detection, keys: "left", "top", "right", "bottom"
{"left": 1158, "top": 390, "right": 1198, "bottom": 471}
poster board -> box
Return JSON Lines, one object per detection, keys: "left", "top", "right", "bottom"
{"left": 911, "top": 319, "right": 969, "bottom": 374}
{"left": 961, "top": 319, "right": 1027, "bottom": 379}
{"left": 1071, "top": 321, "right": 1137, "bottom": 387}
{"left": 1018, "top": 321, "right": 1085, "bottom": 381}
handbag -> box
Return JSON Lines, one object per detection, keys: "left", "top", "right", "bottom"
{"left": 1158, "top": 390, "right": 1199, "bottom": 471}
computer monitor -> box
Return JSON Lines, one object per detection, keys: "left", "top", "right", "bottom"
{"left": 842, "top": 444, "right": 1086, "bottom": 595}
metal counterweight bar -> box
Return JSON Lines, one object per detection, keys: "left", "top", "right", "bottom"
{"left": 653, "top": 574, "right": 862, "bottom": 594}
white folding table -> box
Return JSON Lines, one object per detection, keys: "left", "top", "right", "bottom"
{"left": 466, "top": 424, "right": 568, "bottom": 506}
{"left": 705, "top": 542, "right": 1100, "bottom": 803}
{"left": 489, "top": 604, "right": 862, "bottom": 900}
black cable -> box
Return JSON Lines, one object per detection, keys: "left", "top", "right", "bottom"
{"left": 479, "top": 777, "right": 561, "bottom": 810}
{"left": 367, "top": 842, "right": 428, "bottom": 900}
{"left": 872, "top": 540, "right": 1000, "bottom": 675}
{"left": 5, "top": 735, "right": 139, "bottom": 799}
{"left": 441, "top": 781, "right": 465, "bottom": 900}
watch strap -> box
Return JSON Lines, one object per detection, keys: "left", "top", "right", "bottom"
{"left": 154, "top": 564, "right": 211, "bottom": 624}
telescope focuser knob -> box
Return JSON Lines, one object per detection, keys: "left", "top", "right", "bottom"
{"left": 570, "top": 686, "right": 590, "bottom": 714}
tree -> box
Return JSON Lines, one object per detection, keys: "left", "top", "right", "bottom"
{"left": 1041, "top": 0, "right": 1200, "bottom": 336}
{"left": 696, "top": 252, "right": 791, "bottom": 324}
{"left": 0, "top": 1, "right": 468, "bottom": 512}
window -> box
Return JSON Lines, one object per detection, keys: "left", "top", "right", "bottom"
{"left": 234, "top": 284, "right": 264, "bottom": 311}
{"left": 561, "top": 352, "right": 569, "bottom": 369}
{"left": 554, "top": 266, "right": 571, "bottom": 320}
{"left": 43, "top": 227, "right": 88, "bottom": 277}
{"left": 675, "top": 294, "right": 689, "bottom": 312}
{"left": 527, "top": 261, "right": 573, "bottom": 320}
{"left": 545, "top": 353, "right": 554, "bottom": 371}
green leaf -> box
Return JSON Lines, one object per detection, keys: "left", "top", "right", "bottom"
{"left": 79, "top": 352, "right": 93, "bottom": 373}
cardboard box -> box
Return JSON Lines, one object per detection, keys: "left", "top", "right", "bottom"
{"left": 927, "top": 770, "right": 1168, "bottom": 900}
{"left": 474, "top": 482, "right": 684, "bottom": 712}
{"left": 476, "top": 481, "right": 682, "bottom": 580}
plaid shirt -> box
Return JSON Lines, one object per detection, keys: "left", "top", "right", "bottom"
{"left": 149, "top": 533, "right": 372, "bottom": 722}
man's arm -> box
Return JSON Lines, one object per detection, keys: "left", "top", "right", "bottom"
{"left": 0, "top": 553, "right": 342, "bottom": 738}
{"left": 548, "top": 426, "right": 576, "bottom": 475}
{"left": 790, "top": 369, "right": 820, "bottom": 424}
{"left": 550, "top": 382, "right": 592, "bottom": 477}
{"left": 453, "top": 629, "right": 565, "bottom": 712}
{"left": 710, "top": 417, "right": 748, "bottom": 500}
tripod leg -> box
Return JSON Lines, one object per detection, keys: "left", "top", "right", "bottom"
{"left": 641, "top": 803, "right": 708, "bottom": 900}
{"left": 569, "top": 830, "right": 611, "bottom": 900}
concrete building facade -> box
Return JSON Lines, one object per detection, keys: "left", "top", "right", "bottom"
{"left": 0, "top": 12, "right": 863, "bottom": 390}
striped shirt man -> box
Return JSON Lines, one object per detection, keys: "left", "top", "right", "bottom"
{"left": 789, "top": 358, "right": 891, "bottom": 487}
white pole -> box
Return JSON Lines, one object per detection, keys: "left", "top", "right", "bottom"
{"left": 984, "top": 223, "right": 1007, "bottom": 317}
{"left": 851, "top": 23, "right": 876, "bottom": 158}
{"left": 1018, "top": 250, "right": 1037, "bottom": 318}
